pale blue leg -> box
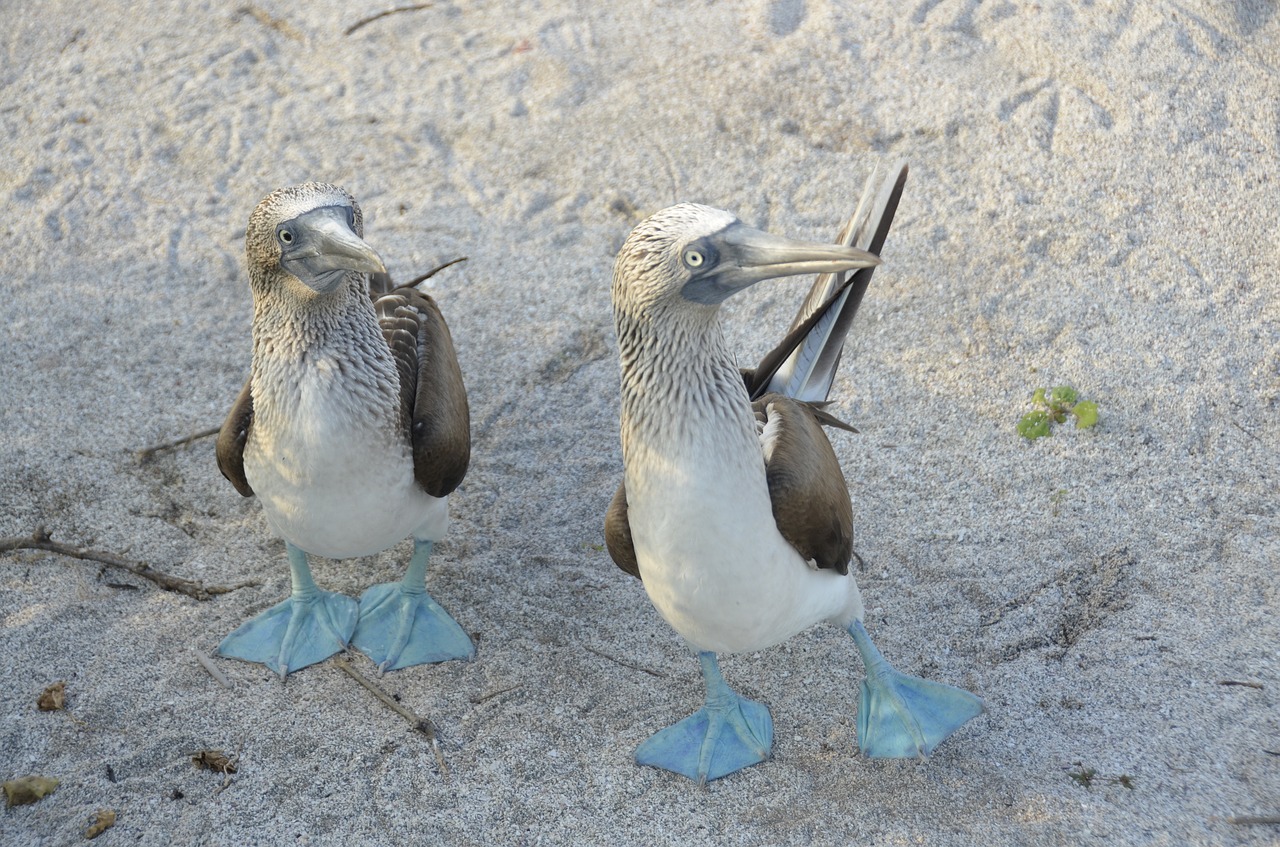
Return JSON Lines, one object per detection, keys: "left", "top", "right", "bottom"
{"left": 849, "top": 619, "right": 984, "bottom": 758}
{"left": 218, "top": 543, "right": 358, "bottom": 678}
{"left": 351, "top": 539, "right": 474, "bottom": 673}
{"left": 635, "top": 652, "right": 773, "bottom": 784}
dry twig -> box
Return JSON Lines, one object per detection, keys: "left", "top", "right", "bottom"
{"left": 345, "top": 4, "right": 431, "bottom": 36}
{"left": 135, "top": 426, "right": 220, "bottom": 462}
{"left": 334, "top": 658, "right": 449, "bottom": 775}
{"left": 240, "top": 5, "right": 305, "bottom": 41}
{"left": 1217, "top": 680, "right": 1264, "bottom": 690}
{"left": 0, "top": 528, "right": 257, "bottom": 601}
{"left": 1231, "top": 419, "right": 1263, "bottom": 443}
{"left": 583, "top": 644, "right": 667, "bottom": 679}
{"left": 470, "top": 683, "right": 522, "bottom": 705}
{"left": 1226, "top": 815, "right": 1280, "bottom": 826}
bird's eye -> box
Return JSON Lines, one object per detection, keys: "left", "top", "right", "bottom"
{"left": 347, "top": 208, "right": 356, "bottom": 228}
{"left": 683, "top": 249, "right": 705, "bottom": 268}
{"left": 278, "top": 228, "right": 293, "bottom": 245}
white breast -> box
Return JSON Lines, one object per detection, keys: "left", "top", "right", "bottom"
{"left": 625, "top": 412, "right": 860, "bottom": 655}
{"left": 245, "top": 352, "right": 447, "bottom": 559}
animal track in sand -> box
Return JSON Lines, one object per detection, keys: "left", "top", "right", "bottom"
{"left": 764, "top": 0, "right": 806, "bottom": 38}
{"left": 980, "top": 547, "right": 1137, "bottom": 662}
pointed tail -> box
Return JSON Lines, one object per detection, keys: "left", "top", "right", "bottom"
{"left": 748, "top": 162, "right": 908, "bottom": 403}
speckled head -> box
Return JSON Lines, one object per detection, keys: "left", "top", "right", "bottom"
{"left": 245, "top": 182, "right": 385, "bottom": 297}
{"left": 612, "top": 203, "right": 880, "bottom": 316}
{"left": 612, "top": 204, "right": 738, "bottom": 314}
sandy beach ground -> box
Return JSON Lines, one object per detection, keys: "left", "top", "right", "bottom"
{"left": 2, "top": 1, "right": 1277, "bottom": 844}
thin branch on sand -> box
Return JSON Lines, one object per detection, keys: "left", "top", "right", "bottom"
{"left": 583, "top": 644, "right": 667, "bottom": 679}
{"left": 0, "top": 528, "right": 257, "bottom": 601}
{"left": 345, "top": 4, "right": 432, "bottom": 36}
{"left": 135, "top": 426, "right": 221, "bottom": 462}
{"left": 334, "top": 657, "right": 449, "bottom": 775}
{"left": 240, "top": 5, "right": 305, "bottom": 41}
{"left": 470, "top": 683, "right": 522, "bottom": 705}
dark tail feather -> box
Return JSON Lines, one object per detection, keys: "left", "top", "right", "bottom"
{"left": 746, "top": 163, "right": 908, "bottom": 403}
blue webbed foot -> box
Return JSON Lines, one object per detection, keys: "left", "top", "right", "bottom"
{"left": 218, "top": 544, "right": 356, "bottom": 678}
{"left": 849, "top": 619, "right": 984, "bottom": 758}
{"left": 351, "top": 539, "right": 474, "bottom": 673}
{"left": 351, "top": 583, "right": 474, "bottom": 672}
{"left": 635, "top": 652, "right": 773, "bottom": 784}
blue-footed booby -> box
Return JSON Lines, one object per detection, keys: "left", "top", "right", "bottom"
{"left": 216, "top": 183, "right": 474, "bottom": 678}
{"left": 605, "top": 164, "right": 983, "bottom": 782}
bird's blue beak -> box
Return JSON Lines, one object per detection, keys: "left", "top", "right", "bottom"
{"left": 279, "top": 205, "right": 386, "bottom": 294}
{"left": 683, "top": 222, "right": 880, "bottom": 304}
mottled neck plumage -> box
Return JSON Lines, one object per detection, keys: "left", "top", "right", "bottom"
{"left": 615, "top": 301, "right": 754, "bottom": 458}
{"left": 250, "top": 269, "right": 384, "bottom": 360}
{"left": 249, "top": 270, "right": 400, "bottom": 429}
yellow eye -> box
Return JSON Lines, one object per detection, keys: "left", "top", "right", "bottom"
{"left": 684, "top": 249, "right": 704, "bottom": 268}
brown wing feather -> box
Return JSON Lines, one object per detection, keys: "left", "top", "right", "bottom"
{"left": 376, "top": 287, "right": 471, "bottom": 498}
{"left": 604, "top": 481, "right": 641, "bottom": 579}
{"left": 216, "top": 378, "right": 255, "bottom": 497}
{"left": 376, "top": 291, "right": 420, "bottom": 433}
{"left": 753, "top": 393, "right": 853, "bottom": 574}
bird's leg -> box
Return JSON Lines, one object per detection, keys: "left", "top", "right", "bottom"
{"left": 635, "top": 651, "right": 773, "bottom": 784}
{"left": 351, "top": 539, "right": 474, "bottom": 673}
{"left": 217, "top": 543, "right": 358, "bottom": 678}
{"left": 848, "top": 619, "right": 984, "bottom": 758}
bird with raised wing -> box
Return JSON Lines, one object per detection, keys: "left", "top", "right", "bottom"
{"left": 605, "top": 164, "right": 983, "bottom": 782}
{"left": 216, "top": 183, "right": 473, "bottom": 678}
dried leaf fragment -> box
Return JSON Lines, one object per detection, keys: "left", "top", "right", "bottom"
{"left": 85, "top": 809, "right": 117, "bottom": 839}
{"left": 192, "top": 750, "right": 237, "bottom": 774}
{"left": 4, "top": 775, "right": 59, "bottom": 806}
{"left": 38, "top": 681, "right": 66, "bottom": 711}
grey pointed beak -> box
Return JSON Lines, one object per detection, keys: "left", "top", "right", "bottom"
{"left": 281, "top": 205, "right": 386, "bottom": 293}
{"left": 716, "top": 222, "right": 880, "bottom": 287}
{"left": 684, "top": 222, "right": 881, "bottom": 304}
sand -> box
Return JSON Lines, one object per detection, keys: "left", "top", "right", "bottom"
{"left": 2, "top": 1, "right": 1277, "bottom": 844}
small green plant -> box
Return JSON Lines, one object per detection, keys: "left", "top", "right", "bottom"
{"left": 1064, "top": 764, "right": 1135, "bottom": 791}
{"left": 1067, "top": 765, "right": 1096, "bottom": 788}
{"left": 1017, "top": 385, "right": 1099, "bottom": 439}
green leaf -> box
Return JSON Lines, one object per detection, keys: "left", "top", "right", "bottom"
{"left": 1049, "top": 385, "right": 1078, "bottom": 405}
{"left": 1067, "top": 766, "right": 1097, "bottom": 789}
{"left": 1031, "top": 387, "right": 1047, "bottom": 406}
{"left": 1073, "top": 401, "right": 1099, "bottom": 429}
{"left": 1018, "top": 410, "right": 1052, "bottom": 439}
